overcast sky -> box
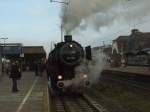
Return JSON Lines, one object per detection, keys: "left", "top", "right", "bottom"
{"left": 0, "top": 0, "right": 61, "bottom": 53}
{"left": 0, "top": 0, "right": 150, "bottom": 53}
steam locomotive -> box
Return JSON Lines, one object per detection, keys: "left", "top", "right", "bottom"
{"left": 47, "top": 35, "right": 92, "bottom": 92}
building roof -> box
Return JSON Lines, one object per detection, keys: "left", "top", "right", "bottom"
{"left": 114, "top": 29, "right": 150, "bottom": 53}
{"left": 23, "top": 46, "right": 46, "bottom": 54}
{"left": 0, "top": 43, "right": 23, "bottom": 46}
{"left": 115, "top": 36, "right": 129, "bottom": 42}
{"left": 0, "top": 43, "right": 23, "bottom": 56}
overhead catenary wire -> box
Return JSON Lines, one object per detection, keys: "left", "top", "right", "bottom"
{"left": 50, "top": 0, "right": 69, "bottom": 5}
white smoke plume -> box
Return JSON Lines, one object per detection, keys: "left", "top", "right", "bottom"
{"left": 62, "top": 50, "right": 108, "bottom": 88}
{"left": 59, "top": 0, "right": 150, "bottom": 87}
{"left": 75, "top": 50, "right": 108, "bottom": 85}
{"left": 61, "top": 0, "right": 150, "bottom": 34}
{"left": 88, "top": 51, "right": 108, "bottom": 84}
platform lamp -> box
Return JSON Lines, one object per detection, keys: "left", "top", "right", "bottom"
{"left": 0, "top": 37, "right": 8, "bottom": 73}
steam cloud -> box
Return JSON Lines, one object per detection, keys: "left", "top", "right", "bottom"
{"left": 60, "top": 0, "right": 150, "bottom": 87}
{"left": 75, "top": 50, "right": 108, "bottom": 85}
{"left": 61, "top": 0, "right": 150, "bottom": 34}
{"left": 62, "top": 50, "right": 108, "bottom": 88}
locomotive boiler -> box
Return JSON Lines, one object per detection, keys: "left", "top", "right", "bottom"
{"left": 47, "top": 35, "right": 92, "bottom": 92}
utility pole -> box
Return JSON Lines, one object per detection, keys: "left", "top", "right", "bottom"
{"left": 61, "top": 24, "right": 64, "bottom": 42}
{"left": 103, "top": 41, "right": 105, "bottom": 47}
{"left": 50, "top": 0, "right": 69, "bottom": 42}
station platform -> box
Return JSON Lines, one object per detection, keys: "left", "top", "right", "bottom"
{"left": 0, "top": 72, "right": 49, "bottom": 112}
{"left": 104, "top": 66, "right": 150, "bottom": 76}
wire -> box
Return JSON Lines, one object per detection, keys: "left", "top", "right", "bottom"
{"left": 50, "top": 0, "right": 69, "bottom": 5}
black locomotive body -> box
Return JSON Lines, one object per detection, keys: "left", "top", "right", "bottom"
{"left": 47, "top": 35, "right": 92, "bottom": 92}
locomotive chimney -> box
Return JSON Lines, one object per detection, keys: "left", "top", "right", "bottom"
{"left": 64, "top": 35, "right": 72, "bottom": 42}
{"left": 131, "top": 29, "right": 139, "bottom": 35}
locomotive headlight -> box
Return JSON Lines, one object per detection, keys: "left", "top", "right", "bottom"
{"left": 58, "top": 75, "right": 63, "bottom": 80}
{"left": 83, "top": 74, "right": 88, "bottom": 79}
{"left": 69, "top": 44, "right": 73, "bottom": 48}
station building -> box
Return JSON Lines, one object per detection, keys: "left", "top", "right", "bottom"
{"left": 1, "top": 43, "right": 23, "bottom": 59}
{"left": 0, "top": 43, "right": 23, "bottom": 73}
{"left": 112, "top": 29, "right": 150, "bottom": 66}
{"left": 22, "top": 46, "right": 46, "bottom": 70}
{"left": 0, "top": 44, "right": 46, "bottom": 72}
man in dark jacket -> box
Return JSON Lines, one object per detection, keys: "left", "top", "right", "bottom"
{"left": 35, "top": 61, "right": 39, "bottom": 76}
{"left": 10, "top": 61, "right": 21, "bottom": 92}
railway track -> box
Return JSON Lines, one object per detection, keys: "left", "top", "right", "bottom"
{"left": 101, "top": 70, "right": 150, "bottom": 92}
{"left": 102, "top": 76, "right": 150, "bottom": 92}
{"left": 50, "top": 93, "right": 109, "bottom": 112}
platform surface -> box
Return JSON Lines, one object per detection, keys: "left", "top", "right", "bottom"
{"left": 0, "top": 72, "right": 49, "bottom": 112}
{"left": 105, "top": 66, "right": 150, "bottom": 76}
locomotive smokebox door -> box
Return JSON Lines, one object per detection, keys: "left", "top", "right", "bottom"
{"left": 64, "top": 35, "right": 72, "bottom": 42}
{"left": 85, "top": 46, "right": 92, "bottom": 60}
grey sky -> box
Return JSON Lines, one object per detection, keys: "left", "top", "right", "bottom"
{"left": 0, "top": 0, "right": 150, "bottom": 53}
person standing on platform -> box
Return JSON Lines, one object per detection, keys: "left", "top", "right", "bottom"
{"left": 39, "top": 62, "right": 45, "bottom": 77}
{"left": 9, "top": 60, "right": 21, "bottom": 92}
{"left": 35, "top": 61, "right": 39, "bottom": 76}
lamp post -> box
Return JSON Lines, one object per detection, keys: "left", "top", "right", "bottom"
{"left": 0, "top": 37, "right": 8, "bottom": 73}
{"left": 50, "top": 0, "right": 69, "bottom": 41}
{"left": 0, "top": 37, "right": 8, "bottom": 59}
